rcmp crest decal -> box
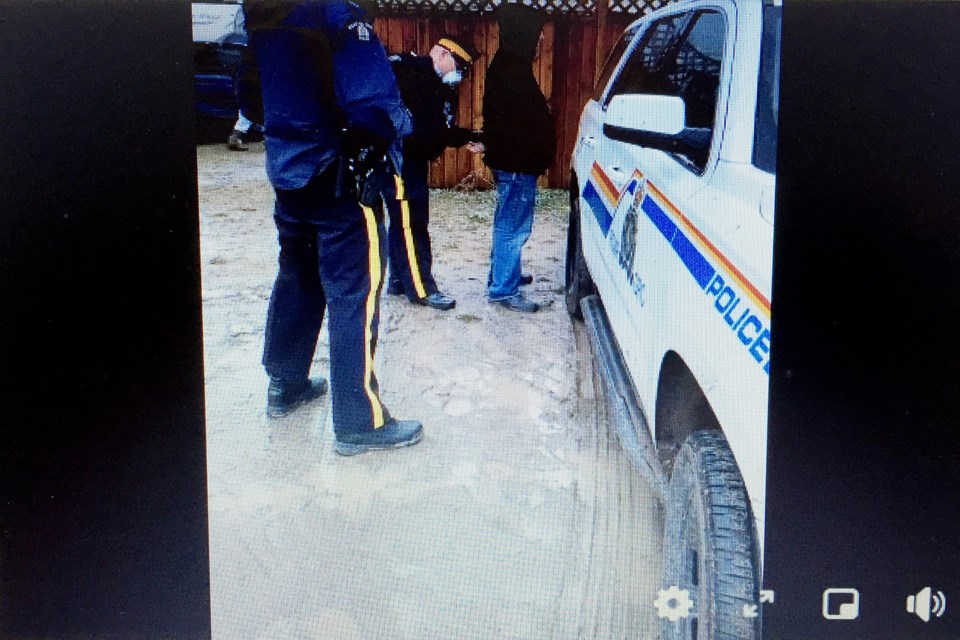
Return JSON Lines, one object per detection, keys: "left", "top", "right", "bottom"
{"left": 619, "top": 178, "right": 645, "bottom": 276}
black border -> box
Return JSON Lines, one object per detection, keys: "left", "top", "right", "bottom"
{"left": 0, "top": 2, "right": 211, "bottom": 637}
{"left": 764, "top": 2, "right": 960, "bottom": 638}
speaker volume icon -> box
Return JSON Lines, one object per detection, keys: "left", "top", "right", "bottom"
{"left": 906, "top": 587, "right": 947, "bottom": 622}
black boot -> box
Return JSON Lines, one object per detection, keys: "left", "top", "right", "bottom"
{"left": 334, "top": 418, "right": 423, "bottom": 456}
{"left": 266, "top": 376, "right": 328, "bottom": 417}
{"left": 415, "top": 291, "right": 456, "bottom": 310}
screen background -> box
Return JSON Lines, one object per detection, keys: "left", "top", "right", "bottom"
{"left": 0, "top": 2, "right": 211, "bottom": 637}
{"left": 3, "top": 1, "right": 959, "bottom": 638}
{"left": 764, "top": 1, "right": 960, "bottom": 637}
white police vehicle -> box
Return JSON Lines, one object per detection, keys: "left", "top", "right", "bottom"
{"left": 566, "top": 1, "right": 780, "bottom": 638}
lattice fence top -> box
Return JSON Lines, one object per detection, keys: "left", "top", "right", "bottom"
{"left": 375, "top": 0, "right": 675, "bottom": 18}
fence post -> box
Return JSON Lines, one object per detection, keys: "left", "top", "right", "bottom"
{"left": 595, "top": 0, "right": 608, "bottom": 83}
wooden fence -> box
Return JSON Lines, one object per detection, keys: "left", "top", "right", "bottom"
{"left": 374, "top": 14, "right": 640, "bottom": 189}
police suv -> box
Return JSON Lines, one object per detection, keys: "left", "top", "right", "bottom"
{"left": 566, "top": 1, "right": 780, "bottom": 638}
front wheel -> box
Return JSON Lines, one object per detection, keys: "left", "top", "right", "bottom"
{"left": 565, "top": 182, "right": 595, "bottom": 319}
{"left": 660, "top": 430, "right": 760, "bottom": 640}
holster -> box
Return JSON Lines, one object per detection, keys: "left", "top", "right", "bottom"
{"left": 336, "top": 148, "right": 393, "bottom": 208}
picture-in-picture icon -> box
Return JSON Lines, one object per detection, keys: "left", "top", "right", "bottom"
{"left": 906, "top": 587, "right": 947, "bottom": 622}
{"left": 822, "top": 588, "right": 860, "bottom": 620}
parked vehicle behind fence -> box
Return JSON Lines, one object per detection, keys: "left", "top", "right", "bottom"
{"left": 192, "top": 1, "right": 245, "bottom": 141}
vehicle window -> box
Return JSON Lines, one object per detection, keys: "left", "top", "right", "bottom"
{"left": 672, "top": 12, "right": 724, "bottom": 129}
{"left": 604, "top": 14, "right": 687, "bottom": 104}
{"left": 753, "top": 2, "right": 781, "bottom": 173}
{"left": 594, "top": 26, "right": 641, "bottom": 102}
{"left": 606, "top": 10, "right": 727, "bottom": 174}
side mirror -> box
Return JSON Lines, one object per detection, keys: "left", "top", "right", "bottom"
{"left": 603, "top": 94, "right": 710, "bottom": 162}
{"left": 604, "top": 94, "right": 685, "bottom": 136}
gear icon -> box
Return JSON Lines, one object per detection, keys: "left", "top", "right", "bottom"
{"left": 653, "top": 586, "right": 694, "bottom": 622}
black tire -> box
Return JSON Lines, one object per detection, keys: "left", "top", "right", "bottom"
{"left": 661, "top": 430, "right": 760, "bottom": 640}
{"left": 565, "top": 180, "right": 595, "bottom": 319}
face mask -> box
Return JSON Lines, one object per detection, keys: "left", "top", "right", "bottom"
{"left": 442, "top": 70, "right": 463, "bottom": 86}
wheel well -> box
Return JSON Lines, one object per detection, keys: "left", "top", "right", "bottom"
{"left": 654, "top": 351, "right": 722, "bottom": 475}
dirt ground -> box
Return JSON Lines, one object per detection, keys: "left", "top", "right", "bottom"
{"left": 198, "top": 142, "right": 663, "bottom": 640}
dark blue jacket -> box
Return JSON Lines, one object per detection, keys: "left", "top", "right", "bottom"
{"left": 245, "top": 0, "right": 411, "bottom": 190}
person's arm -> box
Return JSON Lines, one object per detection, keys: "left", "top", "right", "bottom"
{"left": 479, "top": 58, "right": 510, "bottom": 149}
{"left": 444, "top": 125, "right": 475, "bottom": 148}
{"left": 395, "top": 60, "right": 451, "bottom": 159}
{"left": 439, "top": 87, "right": 478, "bottom": 149}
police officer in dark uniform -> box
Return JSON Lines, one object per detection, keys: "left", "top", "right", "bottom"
{"left": 245, "top": 0, "right": 422, "bottom": 455}
{"left": 385, "top": 36, "right": 481, "bottom": 311}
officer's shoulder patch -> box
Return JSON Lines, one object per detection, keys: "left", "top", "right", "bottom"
{"left": 346, "top": 19, "right": 371, "bottom": 42}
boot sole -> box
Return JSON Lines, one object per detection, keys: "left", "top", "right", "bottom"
{"left": 489, "top": 299, "right": 539, "bottom": 313}
{"left": 416, "top": 300, "right": 456, "bottom": 311}
{"left": 334, "top": 429, "right": 423, "bottom": 456}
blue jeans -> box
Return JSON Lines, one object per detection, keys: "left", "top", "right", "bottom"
{"left": 488, "top": 170, "right": 537, "bottom": 299}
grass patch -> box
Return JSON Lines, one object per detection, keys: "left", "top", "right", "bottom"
{"left": 466, "top": 212, "right": 490, "bottom": 224}
{"left": 535, "top": 189, "right": 569, "bottom": 224}
{"left": 429, "top": 187, "right": 568, "bottom": 225}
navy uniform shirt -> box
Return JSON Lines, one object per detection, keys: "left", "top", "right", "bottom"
{"left": 245, "top": 0, "right": 412, "bottom": 190}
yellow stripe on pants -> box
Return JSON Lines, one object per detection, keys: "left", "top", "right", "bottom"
{"left": 360, "top": 204, "right": 386, "bottom": 429}
{"left": 393, "top": 175, "right": 428, "bottom": 299}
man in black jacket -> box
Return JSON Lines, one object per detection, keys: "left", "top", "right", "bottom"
{"left": 386, "top": 36, "right": 481, "bottom": 311}
{"left": 479, "top": 4, "right": 555, "bottom": 313}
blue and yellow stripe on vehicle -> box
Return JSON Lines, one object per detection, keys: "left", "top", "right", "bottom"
{"left": 645, "top": 181, "right": 771, "bottom": 316}
{"left": 581, "top": 161, "right": 627, "bottom": 235}
{"left": 583, "top": 161, "right": 772, "bottom": 374}
{"left": 360, "top": 204, "right": 386, "bottom": 428}
{"left": 393, "top": 175, "right": 428, "bottom": 299}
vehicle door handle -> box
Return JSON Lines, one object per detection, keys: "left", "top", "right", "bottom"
{"left": 607, "top": 166, "right": 627, "bottom": 179}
